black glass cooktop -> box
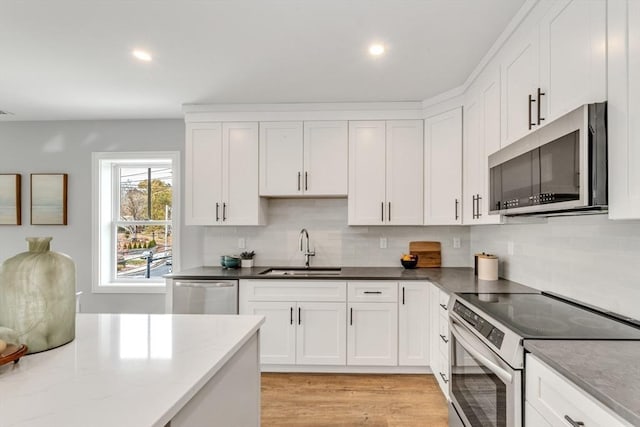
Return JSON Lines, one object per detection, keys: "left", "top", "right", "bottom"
{"left": 457, "top": 292, "right": 640, "bottom": 340}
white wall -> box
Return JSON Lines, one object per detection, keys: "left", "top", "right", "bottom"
{"left": 0, "top": 120, "right": 203, "bottom": 314}
{"left": 202, "top": 198, "right": 470, "bottom": 268}
{"left": 471, "top": 214, "right": 640, "bottom": 320}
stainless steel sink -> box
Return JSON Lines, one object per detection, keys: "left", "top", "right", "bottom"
{"left": 259, "top": 267, "right": 342, "bottom": 276}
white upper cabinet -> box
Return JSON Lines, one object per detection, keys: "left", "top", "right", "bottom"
{"left": 349, "top": 120, "right": 423, "bottom": 225}
{"left": 424, "top": 108, "right": 462, "bottom": 225}
{"left": 259, "top": 121, "right": 348, "bottom": 197}
{"left": 464, "top": 70, "right": 502, "bottom": 225}
{"left": 185, "top": 122, "right": 264, "bottom": 226}
{"left": 608, "top": 0, "right": 640, "bottom": 219}
{"left": 501, "top": 0, "right": 606, "bottom": 148}
{"left": 259, "top": 122, "right": 304, "bottom": 196}
{"left": 501, "top": 29, "right": 540, "bottom": 146}
{"left": 303, "top": 121, "right": 348, "bottom": 196}
{"left": 539, "top": 0, "right": 606, "bottom": 122}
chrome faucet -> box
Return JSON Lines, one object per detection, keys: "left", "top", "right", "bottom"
{"left": 299, "top": 228, "right": 315, "bottom": 268}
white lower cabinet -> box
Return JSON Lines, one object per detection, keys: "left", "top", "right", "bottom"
{"left": 243, "top": 301, "right": 296, "bottom": 365}
{"left": 526, "top": 354, "right": 632, "bottom": 427}
{"left": 296, "top": 302, "right": 346, "bottom": 365}
{"left": 398, "top": 282, "right": 430, "bottom": 366}
{"left": 347, "top": 302, "right": 398, "bottom": 366}
{"left": 429, "top": 284, "right": 450, "bottom": 399}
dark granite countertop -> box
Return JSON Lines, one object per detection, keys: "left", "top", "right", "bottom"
{"left": 165, "top": 266, "right": 536, "bottom": 295}
{"left": 525, "top": 340, "right": 640, "bottom": 426}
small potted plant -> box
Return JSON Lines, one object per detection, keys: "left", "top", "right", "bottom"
{"left": 240, "top": 251, "right": 255, "bottom": 268}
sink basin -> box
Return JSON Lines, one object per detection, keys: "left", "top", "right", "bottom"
{"left": 259, "top": 267, "right": 342, "bottom": 276}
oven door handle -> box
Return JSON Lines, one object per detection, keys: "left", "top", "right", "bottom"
{"left": 449, "top": 318, "right": 513, "bottom": 384}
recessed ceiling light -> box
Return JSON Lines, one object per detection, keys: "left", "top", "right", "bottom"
{"left": 132, "top": 49, "right": 152, "bottom": 62}
{"left": 369, "top": 44, "right": 385, "bottom": 56}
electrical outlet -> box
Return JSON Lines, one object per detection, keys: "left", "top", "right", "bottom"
{"left": 379, "top": 237, "right": 387, "bottom": 249}
{"left": 453, "top": 237, "right": 461, "bottom": 249}
{"left": 238, "top": 238, "right": 246, "bottom": 249}
{"left": 507, "top": 241, "right": 514, "bottom": 255}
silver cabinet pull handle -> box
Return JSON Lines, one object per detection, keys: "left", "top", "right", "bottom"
{"left": 455, "top": 198, "right": 459, "bottom": 220}
{"left": 304, "top": 171, "right": 308, "bottom": 191}
{"left": 528, "top": 93, "right": 536, "bottom": 130}
{"left": 564, "top": 416, "right": 584, "bottom": 427}
{"left": 388, "top": 202, "right": 391, "bottom": 222}
{"left": 476, "top": 195, "right": 482, "bottom": 218}
{"left": 364, "top": 291, "right": 382, "bottom": 294}
{"left": 297, "top": 172, "right": 301, "bottom": 191}
{"left": 215, "top": 202, "right": 220, "bottom": 222}
{"left": 222, "top": 203, "right": 227, "bottom": 221}
{"left": 439, "top": 372, "right": 449, "bottom": 384}
{"left": 298, "top": 307, "right": 301, "bottom": 325}
{"left": 439, "top": 334, "right": 449, "bottom": 344}
{"left": 381, "top": 202, "right": 384, "bottom": 222}
{"left": 439, "top": 303, "right": 448, "bottom": 311}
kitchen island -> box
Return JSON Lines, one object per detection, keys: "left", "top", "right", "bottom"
{"left": 0, "top": 313, "right": 264, "bottom": 427}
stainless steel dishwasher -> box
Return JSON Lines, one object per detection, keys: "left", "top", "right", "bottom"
{"left": 172, "top": 280, "right": 238, "bottom": 314}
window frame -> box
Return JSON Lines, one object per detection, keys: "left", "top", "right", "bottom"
{"left": 92, "top": 151, "right": 180, "bottom": 294}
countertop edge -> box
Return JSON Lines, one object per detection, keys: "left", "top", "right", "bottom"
{"left": 524, "top": 341, "right": 640, "bottom": 427}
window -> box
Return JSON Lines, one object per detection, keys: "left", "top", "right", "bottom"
{"left": 93, "top": 152, "right": 180, "bottom": 293}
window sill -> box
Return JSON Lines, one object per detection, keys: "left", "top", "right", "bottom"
{"left": 92, "top": 283, "right": 167, "bottom": 294}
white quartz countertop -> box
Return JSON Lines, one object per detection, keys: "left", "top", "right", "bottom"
{"left": 0, "top": 313, "right": 264, "bottom": 427}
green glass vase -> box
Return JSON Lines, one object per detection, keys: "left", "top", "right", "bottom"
{"left": 0, "top": 237, "right": 76, "bottom": 353}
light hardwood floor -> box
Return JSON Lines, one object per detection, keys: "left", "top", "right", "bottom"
{"left": 261, "top": 373, "right": 448, "bottom": 426}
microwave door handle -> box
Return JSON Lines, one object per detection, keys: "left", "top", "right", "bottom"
{"left": 449, "top": 318, "right": 513, "bottom": 384}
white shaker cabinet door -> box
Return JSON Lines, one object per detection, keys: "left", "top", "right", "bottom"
{"left": 463, "top": 95, "right": 483, "bottom": 225}
{"left": 348, "top": 121, "right": 387, "bottom": 225}
{"left": 185, "top": 122, "right": 223, "bottom": 225}
{"left": 398, "top": 283, "right": 429, "bottom": 366}
{"left": 501, "top": 30, "right": 539, "bottom": 147}
{"left": 424, "top": 108, "right": 462, "bottom": 225}
{"left": 244, "top": 301, "right": 296, "bottom": 365}
{"left": 385, "top": 120, "right": 424, "bottom": 225}
{"left": 539, "top": 0, "right": 606, "bottom": 123}
{"left": 296, "top": 302, "right": 346, "bottom": 366}
{"left": 608, "top": 0, "right": 640, "bottom": 219}
{"left": 303, "top": 121, "right": 348, "bottom": 196}
{"left": 222, "top": 122, "right": 264, "bottom": 225}
{"left": 259, "top": 121, "right": 303, "bottom": 196}
{"left": 347, "top": 302, "right": 398, "bottom": 366}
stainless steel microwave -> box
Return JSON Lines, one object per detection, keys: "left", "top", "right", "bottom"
{"left": 489, "top": 102, "right": 607, "bottom": 216}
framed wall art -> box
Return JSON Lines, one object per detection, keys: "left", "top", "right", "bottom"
{"left": 31, "top": 173, "right": 68, "bottom": 225}
{"left": 0, "top": 174, "right": 21, "bottom": 225}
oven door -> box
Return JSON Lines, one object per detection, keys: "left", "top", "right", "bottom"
{"left": 449, "top": 317, "right": 522, "bottom": 427}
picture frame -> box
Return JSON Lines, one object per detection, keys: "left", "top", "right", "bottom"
{"left": 0, "top": 174, "right": 21, "bottom": 225}
{"left": 31, "top": 173, "right": 68, "bottom": 225}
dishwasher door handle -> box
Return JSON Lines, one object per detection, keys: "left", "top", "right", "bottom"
{"left": 174, "top": 281, "right": 236, "bottom": 288}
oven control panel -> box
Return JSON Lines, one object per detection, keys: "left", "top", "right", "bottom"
{"left": 453, "top": 301, "right": 505, "bottom": 349}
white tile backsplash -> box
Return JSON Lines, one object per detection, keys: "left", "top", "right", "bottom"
{"left": 203, "top": 199, "right": 470, "bottom": 268}
{"left": 471, "top": 214, "right": 640, "bottom": 320}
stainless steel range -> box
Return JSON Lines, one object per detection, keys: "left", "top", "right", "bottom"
{"left": 447, "top": 292, "right": 640, "bottom": 427}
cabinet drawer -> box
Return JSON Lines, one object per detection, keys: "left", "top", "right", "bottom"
{"left": 438, "top": 290, "right": 450, "bottom": 312}
{"left": 241, "top": 280, "right": 346, "bottom": 302}
{"left": 526, "top": 354, "right": 631, "bottom": 427}
{"left": 438, "top": 317, "right": 450, "bottom": 358}
{"left": 347, "top": 281, "right": 398, "bottom": 302}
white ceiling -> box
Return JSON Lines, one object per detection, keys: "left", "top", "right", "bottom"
{"left": 0, "top": 0, "right": 525, "bottom": 121}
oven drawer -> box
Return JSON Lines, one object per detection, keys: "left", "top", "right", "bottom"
{"left": 526, "top": 354, "right": 632, "bottom": 427}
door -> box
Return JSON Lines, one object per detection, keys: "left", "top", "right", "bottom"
{"left": 463, "top": 96, "right": 482, "bottom": 224}
{"left": 539, "top": 0, "right": 606, "bottom": 122}
{"left": 184, "top": 122, "right": 223, "bottom": 225}
{"left": 347, "top": 302, "right": 398, "bottom": 366}
{"left": 222, "top": 122, "right": 262, "bottom": 225}
{"left": 398, "top": 283, "right": 429, "bottom": 366}
{"left": 259, "top": 121, "right": 303, "bottom": 196}
{"left": 386, "top": 120, "right": 424, "bottom": 225}
{"left": 244, "top": 301, "right": 296, "bottom": 365}
{"left": 303, "top": 121, "right": 348, "bottom": 196}
{"left": 296, "top": 302, "right": 346, "bottom": 365}
{"left": 501, "top": 30, "right": 539, "bottom": 146}
{"left": 424, "top": 108, "right": 462, "bottom": 225}
{"left": 606, "top": 0, "right": 640, "bottom": 219}
{"left": 348, "top": 121, "right": 387, "bottom": 225}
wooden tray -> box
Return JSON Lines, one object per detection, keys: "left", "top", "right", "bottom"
{"left": 0, "top": 344, "right": 28, "bottom": 366}
{"left": 409, "top": 241, "right": 441, "bottom": 267}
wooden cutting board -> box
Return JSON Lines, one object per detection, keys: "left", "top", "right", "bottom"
{"left": 409, "top": 241, "right": 441, "bottom": 268}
